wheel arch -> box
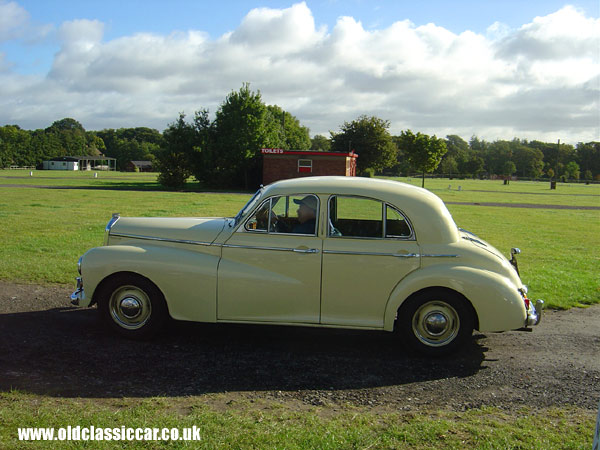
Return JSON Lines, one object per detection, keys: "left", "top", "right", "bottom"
{"left": 92, "top": 271, "right": 169, "bottom": 315}
{"left": 383, "top": 265, "right": 527, "bottom": 332}
{"left": 393, "top": 286, "right": 479, "bottom": 332}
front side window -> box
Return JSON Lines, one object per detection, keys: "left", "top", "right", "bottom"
{"left": 328, "top": 196, "right": 413, "bottom": 239}
{"left": 245, "top": 194, "right": 319, "bottom": 235}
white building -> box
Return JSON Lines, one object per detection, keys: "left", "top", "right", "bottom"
{"left": 42, "top": 157, "right": 79, "bottom": 171}
{"left": 42, "top": 156, "right": 116, "bottom": 171}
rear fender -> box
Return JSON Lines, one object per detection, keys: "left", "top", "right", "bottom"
{"left": 384, "top": 265, "right": 527, "bottom": 332}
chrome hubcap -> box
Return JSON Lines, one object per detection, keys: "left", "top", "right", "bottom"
{"left": 109, "top": 286, "right": 152, "bottom": 330}
{"left": 119, "top": 297, "right": 142, "bottom": 319}
{"left": 412, "top": 301, "right": 460, "bottom": 347}
{"left": 424, "top": 312, "right": 448, "bottom": 335}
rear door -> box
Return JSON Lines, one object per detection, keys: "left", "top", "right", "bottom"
{"left": 321, "top": 195, "right": 420, "bottom": 328}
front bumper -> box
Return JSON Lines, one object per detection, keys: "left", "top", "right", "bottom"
{"left": 70, "top": 277, "right": 84, "bottom": 306}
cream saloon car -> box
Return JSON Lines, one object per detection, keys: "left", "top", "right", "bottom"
{"left": 71, "top": 177, "right": 542, "bottom": 355}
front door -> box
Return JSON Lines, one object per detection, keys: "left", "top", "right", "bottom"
{"left": 217, "top": 194, "right": 322, "bottom": 323}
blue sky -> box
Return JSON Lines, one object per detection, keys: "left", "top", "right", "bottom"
{"left": 1, "top": 1, "right": 599, "bottom": 142}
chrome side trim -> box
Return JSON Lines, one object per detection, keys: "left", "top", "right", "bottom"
{"left": 323, "top": 250, "right": 458, "bottom": 258}
{"left": 462, "top": 236, "right": 487, "bottom": 246}
{"left": 323, "top": 250, "right": 419, "bottom": 257}
{"left": 110, "top": 233, "right": 214, "bottom": 246}
{"left": 222, "top": 243, "right": 319, "bottom": 253}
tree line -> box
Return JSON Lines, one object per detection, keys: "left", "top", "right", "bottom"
{"left": 1, "top": 84, "right": 598, "bottom": 188}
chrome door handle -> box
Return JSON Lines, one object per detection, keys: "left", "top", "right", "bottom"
{"left": 293, "top": 248, "right": 319, "bottom": 253}
{"left": 393, "top": 252, "right": 419, "bottom": 258}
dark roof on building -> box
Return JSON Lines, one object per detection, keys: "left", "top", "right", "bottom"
{"left": 48, "top": 156, "right": 80, "bottom": 162}
{"left": 261, "top": 149, "right": 358, "bottom": 158}
{"left": 48, "top": 155, "right": 116, "bottom": 162}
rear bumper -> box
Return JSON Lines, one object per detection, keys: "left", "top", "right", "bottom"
{"left": 517, "top": 299, "right": 543, "bottom": 331}
{"left": 527, "top": 299, "right": 544, "bottom": 326}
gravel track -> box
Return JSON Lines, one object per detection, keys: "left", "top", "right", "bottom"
{"left": 0, "top": 282, "right": 598, "bottom": 412}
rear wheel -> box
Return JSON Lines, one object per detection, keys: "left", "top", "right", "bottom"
{"left": 97, "top": 273, "right": 167, "bottom": 339}
{"left": 398, "top": 289, "right": 474, "bottom": 356}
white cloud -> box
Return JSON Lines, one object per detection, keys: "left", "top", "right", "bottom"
{"left": 0, "top": 0, "right": 29, "bottom": 41}
{"left": 0, "top": 2, "right": 598, "bottom": 143}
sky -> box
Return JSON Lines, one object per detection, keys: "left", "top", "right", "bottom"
{"left": 0, "top": 1, "right": 599, "bottom": 144}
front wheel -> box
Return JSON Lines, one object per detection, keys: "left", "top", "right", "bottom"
{"left": 97, "top": 273, "right": 167, "bottom": 339}
{"left": 397, "top": 289, "right": 474, "bottom": 356}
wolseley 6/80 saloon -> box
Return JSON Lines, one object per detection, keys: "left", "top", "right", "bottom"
{"left": 71, "top": 176, "right": 542, "bottom": 355}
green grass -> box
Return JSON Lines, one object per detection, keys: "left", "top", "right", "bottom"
{"left": 1, "top": 173, "right": 598, "bottom": 449}
{"left": 2, "top": 174, "right": 598, "bottom": 308}
{"left": 0, "top": 391, "right": 594, "bottom": 449}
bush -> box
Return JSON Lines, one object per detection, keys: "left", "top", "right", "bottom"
{"left": 362, "top": 167, "right": 375, "bottom": 178}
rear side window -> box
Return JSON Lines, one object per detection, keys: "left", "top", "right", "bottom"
{"left": 328, "top": 196, "right": 413, "bottom": 239}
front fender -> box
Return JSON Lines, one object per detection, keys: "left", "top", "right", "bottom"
{"left": 383, "top": 265, "right": 527, "bottom": 332}
{"left": 80, "top": 244, "right": 219, "bottom": 322}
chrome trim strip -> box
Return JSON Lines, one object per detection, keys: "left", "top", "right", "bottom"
{"left": 222, "top": 243, "right": 319, "bottom": 253}
{"left": 462, "top": 236, "right": 487, "bottom": 246}
{"left": 110, "top": 233, "right": 214, "bottom": 246}
{"left": 323, "top": 250, "right": 419, "bottom": 257}
{"left": 322, "top": 250, "right": 458, "bottom": 258}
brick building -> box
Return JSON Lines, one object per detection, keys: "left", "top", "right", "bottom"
{"left": 261, "top": 149, "right": 358, "bottom": 185}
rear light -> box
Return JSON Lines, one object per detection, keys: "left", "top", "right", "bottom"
{"left": 519, "top": 288, "right": 530, "bottom": 309}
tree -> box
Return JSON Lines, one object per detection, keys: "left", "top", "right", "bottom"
{"left": 576, "top": 142, "right": 600, "bottom": 180}
{"left": 440, "top": 135, "right": 468, "bottom": 175}
{"left": 484, "top": 140, "right": 512, "bottom": 176}
{"left": 213, "top": 83, "right": 281, "bottom": 188}
{"left": 439, "top": 155, "right": 458, "bottom": 175}
{"left": 330, "top": 115, "right": 396, "bottom": 176}
{"left": 397, "top": 130, "right": 447, "bottom": 187}
{"left": 310, "top": 135, "right": 331, "bottom": 151}
{"left": 502, "top": 160, "right": 516, "bottom": 184}
{"left": 266, "top": 105, "right": 311, "bottom": 150}
{"left": 45, "top": 118, "right": 87, "bottom": 156}
{"left": 565, "top": 161, "right": 580, "bottom": 180}
{"left": 188, "top": 108, "right": 216, "bottom": 185}
{"left": 155, "top": 113, "right": 197, "bottom": 188}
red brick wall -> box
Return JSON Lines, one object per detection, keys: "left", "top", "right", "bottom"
{"left": 263, "top": 155, "right": 354, "bottom": 185}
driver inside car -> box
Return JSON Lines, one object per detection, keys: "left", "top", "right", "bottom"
{"left": 291, "top": 196, "right": 317, "bottom": 234}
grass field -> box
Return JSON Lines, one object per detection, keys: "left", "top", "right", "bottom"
{"left": 1, "top": 170, "right": 599, "bottom": 449}
{"left": 1, "top": 170, "right": 598, "bottom": 308}
{"left": 0, "top": 392, "right": 595, "bottom": 449}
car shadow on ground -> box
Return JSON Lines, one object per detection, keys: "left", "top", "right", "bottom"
{"left": 0, "top": 306, "right": 487, "bottom": 398}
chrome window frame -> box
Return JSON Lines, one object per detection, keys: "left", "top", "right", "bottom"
{"left": 326, "top": 195, "right": 416, "bottom": 241}
{"left": 242, "top": 194, "right": 320, "bottom": 237}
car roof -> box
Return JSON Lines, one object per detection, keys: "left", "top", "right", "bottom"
{"left": 261, "top": 176, "right": 460, "bottom": 244}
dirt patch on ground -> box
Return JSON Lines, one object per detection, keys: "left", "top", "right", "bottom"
{"left": 0, "top": 282, "right": 598, "bottom": 413}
